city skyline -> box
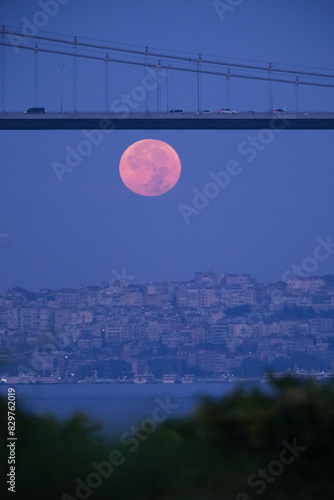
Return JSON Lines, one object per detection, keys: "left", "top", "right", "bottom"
{"left": 2, "top": 263, "right": 334, "bottom": 293}
{"left": 2, "top": 269, "right": 334, "bottom": 383}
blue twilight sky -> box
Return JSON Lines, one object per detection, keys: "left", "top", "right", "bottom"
{"left": 0, "top": 0, "right": 334, "bottom": 291}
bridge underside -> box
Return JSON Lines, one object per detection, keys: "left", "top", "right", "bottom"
{"left": 0, "top": 113, "right": 334, "bottom": 130}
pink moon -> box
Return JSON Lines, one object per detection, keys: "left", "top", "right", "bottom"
{"left": 119, "top": 139, "right": 181, "bottom": 196}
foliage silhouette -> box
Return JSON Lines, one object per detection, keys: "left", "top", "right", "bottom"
{"left": 1, "top": 376, "right": 334, "bottom": 499}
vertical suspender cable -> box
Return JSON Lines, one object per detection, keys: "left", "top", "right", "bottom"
{"left": 197, "top": 54, "right": 201, "bottom": 113}
{"left": 73, "top": 36, "right": 77, "bottom": 112}
{"left": 1, "top": 25, "right": 5, "bottom": 112}
{"left": 268, "top": 62, "right": 273, "bottom": 111}
{"left": 226, "top": 68, "right": 231, "bottom": 108}
{"left": 59, "top": 64, "right": 65, "bottom": 112}
{"left": 105, "top": 53, "right": 109, "bottom": 112}
{"left": 166, "top": 64, "right": 170, "bottom": 113}
{"left": 144, "top": 47, "right": 148, "bottom": 114}
{"left": 295, "top": 76, "right": 300, "bottom": 112}
{"left": 34, "top": 43, "right": 39, "bottom": 107}
{"left": 156, "top": 60, "right": 161, "bottom": 113}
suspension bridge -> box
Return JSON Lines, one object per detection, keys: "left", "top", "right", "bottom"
{"left": 1, "top": 26, "right": 334, "bottom": 130}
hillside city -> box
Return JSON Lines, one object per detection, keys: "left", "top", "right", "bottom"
{"left": 1, "top": 271, "right": 334, "bottom": 384}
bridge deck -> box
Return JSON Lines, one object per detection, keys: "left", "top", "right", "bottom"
{"left": 0, "top": 112, "right": 334, "bottom": 130}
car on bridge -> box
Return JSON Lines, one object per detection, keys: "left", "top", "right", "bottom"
{"left": 24, "top": 107, "right": 46, "bottom": 114}
{"left": 219, "top": 108, "right": 236, "bottom": 114}
{"left": 272, "top": 108, "right": 289, "bottom": 114}
{"left": 169, "top": 109, "right": 184, "bottom": 114}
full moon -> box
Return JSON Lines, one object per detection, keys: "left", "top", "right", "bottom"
{"left": 119, "top": 139, "right": 181, "bottom": 196}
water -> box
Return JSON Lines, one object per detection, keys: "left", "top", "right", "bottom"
{"left": 0, "top": 382, "right": 253, "bottom": 437}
